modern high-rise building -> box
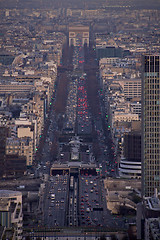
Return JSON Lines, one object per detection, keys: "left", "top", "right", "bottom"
{"left": 119, "top": 131, "right": 141, "bottom": 179}
{"left": 142, "top": 55, "right": 160, "bottom": 197}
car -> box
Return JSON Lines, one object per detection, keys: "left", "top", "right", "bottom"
{"left": 86, "top": 208, "right": 90, "bottom": 212}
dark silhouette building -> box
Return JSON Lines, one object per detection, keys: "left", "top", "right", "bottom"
{"left": 0, "top": 127, "right": 8, "bottom": 177}
{"left": 0, "top": 126, "right": 26, "bottom": 178}
{"left": 124, "top": 131, "right": 141, "bottom": 162}
{"left": 119, "top": 131, "right": 141, "bottom": 179}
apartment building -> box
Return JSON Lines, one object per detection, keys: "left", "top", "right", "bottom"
{"left": 0, "top": 190, "right": 23, "bottom": 240}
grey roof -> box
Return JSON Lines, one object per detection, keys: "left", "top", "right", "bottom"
{"left": 0, "top": 190, "right": 22, "bottom": 198}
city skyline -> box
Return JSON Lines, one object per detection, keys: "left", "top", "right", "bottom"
{"left": 0, "top": 3, "right": 160, "bottom": 239}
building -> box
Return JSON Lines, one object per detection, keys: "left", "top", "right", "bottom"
{"left": 99, "top": 57, "right": 119, "bottom": 65}
{"left": 130, "top": 101, "right": 141, "bottom": 117}
{"left": 122, "top": 78, "right": 141, "bottom": 100}
{"left": 137, "top": 195, "right": 160, "bottom": 240}
{"left": 0, "top": 83, "right": 34, "bottom": 94}
{"left": 110, "top": 78, "right": 141, "bottom": 100}
{"left": 142, "top": 55, "right": 160, "bottom": 197}
{"left": 124, "top": 132, "right": 141, "bottom": 162}
{"left": 145, "top": 217, "right": 160, "bottom": 240}
{"left": 0, "top": 127, "right": 26, "bottom": 178}
{"left": 96, "top": 46, "right": 123, "bottom": 60}
{"left": 15, "top": 117, "right": 37, "bottom": 153}
{"left": 0, "top": 51, "right": 14, "bottom": 65}
{"left": 112, "top": 112, "right": 139, "bottom": 127}
{"left": 4, "top": 154, "right": 26, "bottom": 177}
{"left": 69, "top": 26, "right": 89, "bottom": 47}
{"left": 0, "top": 127, "right": 8, "bottom": 177}
{"left": 0, "top": 190, "right": 23, "bottom": 240}
{"left": 6, "top": 137, "right": 33, "bottom": 166}
{"left": 119, "top": 131, "right": 141, "bottom": 179}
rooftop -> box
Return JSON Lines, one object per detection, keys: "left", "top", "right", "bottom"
{"left": 0, "top": 190, "right": 22, "bottom": 198}
{"left": 145, "top": 196, "right": 160, "bottom": 211}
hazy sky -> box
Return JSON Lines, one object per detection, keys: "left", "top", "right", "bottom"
{"left": 0, "top": 0, "right": 160, "bottom": 10}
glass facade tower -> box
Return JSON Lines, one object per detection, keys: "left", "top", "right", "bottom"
{"left": 142, "top": 55, "right": 160, "bottom": 197}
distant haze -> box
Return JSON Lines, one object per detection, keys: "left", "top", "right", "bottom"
{"left": 0, "top": 0, "right": 160, "bottom": 10}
